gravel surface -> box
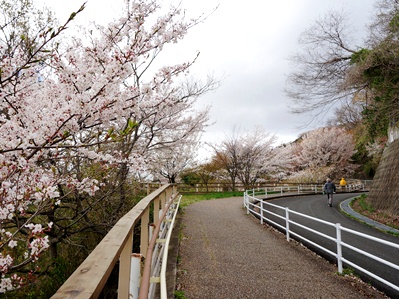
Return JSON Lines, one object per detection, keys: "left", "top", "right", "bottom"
{"left": 175, "top": 197, "right": 389, "bottom": 299}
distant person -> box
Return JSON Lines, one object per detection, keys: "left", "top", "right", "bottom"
{"left": 324, "top": 178, "right": 336, "bottom": 207}
{"left": 340, "top": 178, "right": 347, "bottom": 189}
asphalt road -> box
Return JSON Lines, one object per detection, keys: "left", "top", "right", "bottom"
{"left": 259, "top": 193, "right": 399, "bottom": 298}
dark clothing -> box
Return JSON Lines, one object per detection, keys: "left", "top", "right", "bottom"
{"left": 324, "top": 181, "right": 336, "bottom": 207}
{"left": 324, "top": 182, "right": 336, "bottom": 194}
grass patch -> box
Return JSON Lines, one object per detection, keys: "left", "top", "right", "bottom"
{"left": 350, "top": 194, "right": 375, "bottom": 213}
{"left": 180, "top": 191, "right": 243, "bottom": 208}
{"left": 337, "top": 267, "right": 358, "bottom": 277}
{"left": 350, "top": 195, "right": 399, "bottom": 234}
{"left": 354, "top": 194, "right": 376, "bottom": 213}
{"left": 174, "top": 290, "right": 187, "bottom": 299}
{"left": 342, "top": 267, "right": 355, "bottom": 276}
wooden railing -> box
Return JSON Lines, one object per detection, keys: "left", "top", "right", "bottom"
{"left": 176, "top": 179, "right": 371, "bottom": 194}
{"left": 51, "top": 184, "right": 177, "bottom": 299}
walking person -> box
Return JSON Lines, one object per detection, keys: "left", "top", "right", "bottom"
{"left": 324, "top": 178, "right": 336, "bottom": 207}
{"left": 339, "top": 177, "right": 347, "bottom": 190}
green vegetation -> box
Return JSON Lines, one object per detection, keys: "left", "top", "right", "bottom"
{"left": 180, "top": 171, "right": 201, "bottom": 186}
{"left": 350, "top": 194, "right": 399, "bottom": 234}
{"left": 338, "top": 267, "right": 357, "bottom": 277}
{"left": 180, "top": 191, "right": 243, "bottom": 208}
{"left": 174, "top": 290, "right": 188, "bottom": 299}
{"left": 5, "top": 257, "right": 76, "bottom": 298}
{"left": 352, "top": 194, "right": 376, "bottom": 213}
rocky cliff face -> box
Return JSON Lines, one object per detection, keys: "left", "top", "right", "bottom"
{"left": 368, "top": 138, "right": 399, "bottom": 214}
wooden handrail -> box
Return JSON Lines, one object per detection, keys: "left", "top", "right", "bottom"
{"left": 51, "top": 184, "right": 174, "bottom": 299}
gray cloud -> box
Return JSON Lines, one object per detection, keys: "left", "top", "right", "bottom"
{"left": 184, "top": 0, "right": 375, "bottom": 151}
{"left": 40, "top": 0, "right": 376, "bottom": 157}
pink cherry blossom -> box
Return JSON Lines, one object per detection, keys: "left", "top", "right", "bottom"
{"left": 0, "top": 0, "right": 215, "bottom": 292}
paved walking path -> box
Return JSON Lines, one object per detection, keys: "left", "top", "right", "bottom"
{"left": 174, "top": 197, "right": 388, "bottom": 299}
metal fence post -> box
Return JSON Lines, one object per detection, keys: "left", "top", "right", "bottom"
{"left": 260, "top": 200, "right": 264, "bottom": 225}
{"left": 336, "top": 223, "right": 343, "bottom": 273}
{"left": 245, "top": 193, "right": 250, "bottom": 214}
{"left": 285, "top": 207, "right": 290, "bottom": 242}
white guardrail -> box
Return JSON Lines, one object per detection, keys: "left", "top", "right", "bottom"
{"left": 243, "top": 188, "right": 399, "bottom": 294}
{"left": 155, "top": 194, "right": 182, "bottom": 299}
{"left": 138, "top": 194, "right": 182, "bottom": 299}
{"left": 246, "top": 183, "right": 366, "bottom": 197}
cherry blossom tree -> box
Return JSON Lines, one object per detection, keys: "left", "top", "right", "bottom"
{"left": 194, "top": 160, "right": 219, "bottom": 191}
{"left": 269, "top": 142, "right": 299, "bottom": 182}
{"left": 289, "top": 127, "right": 357, "bottom": 183}
{"left": 0, "top": 0, "right": 216, "bottom": 293}
{"left": 149, "top": 136, "right": 201, "bottom": 183}
{"left": 210, "top": 127, "right": 279, "bottom": 190}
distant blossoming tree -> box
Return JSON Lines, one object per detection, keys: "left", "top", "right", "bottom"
{"left": 210, "top": 127, "right": 280, "bottom": 189}
{"left": 0, "top": 0, "right": 216, "bottom": 292}
{"left": 149, "top": 135, "right": 202, "bottom": 183}
{"left": 289, "top": 127, "right": 357, "bottom": 182}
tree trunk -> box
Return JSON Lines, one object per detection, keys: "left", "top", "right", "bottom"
{"left": 368, "top": 125, "right": 399, "bottom": 214}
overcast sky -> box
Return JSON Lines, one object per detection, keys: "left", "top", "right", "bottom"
{"left": 37, "top": 0, "right": 376, "bottom": 158}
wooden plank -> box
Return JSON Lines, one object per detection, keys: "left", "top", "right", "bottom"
{"left": 51, "top": 184, "right": 171, "bottom": 299}
{"left": 118, "top": 232, "right": 133, "bottom": 299}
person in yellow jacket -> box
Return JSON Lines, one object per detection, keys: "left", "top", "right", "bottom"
{"left": 340, "top": 178, "right": 346, "bottom": 189}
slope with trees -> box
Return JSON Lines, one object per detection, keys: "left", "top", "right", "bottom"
{"left": 285, "top": 0, "right": 399, "bottom": 214}
{"left": 289, "top": 127, "right": 357, "bottom": 183}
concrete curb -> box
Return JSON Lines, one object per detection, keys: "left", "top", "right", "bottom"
{"left": 340, "top": 197, "right": 399, "bottom": 235}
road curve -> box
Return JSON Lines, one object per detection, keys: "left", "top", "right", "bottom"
{"left": 263, "top": 193, "right": 399, "bottom": 298}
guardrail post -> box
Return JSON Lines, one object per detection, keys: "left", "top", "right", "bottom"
{"left": 129, "top": 253, "right": 142, "bottom": 299}
{"left": 118, "top": 232, "right": 134, "bottom": 299}
{"left": 336, "top": 223, "right": 343, "bottom": 274}
{"left": 154, "top": 197, "right": 160, "bottom": 223}
{"left": 161, "top": 191, "right": 166, "bottom": 210}
{"left": 245, "top": 193, "right": 250, "bottom": 214}
{"left": 165, "top": 187, "right": 172, "bottom": 203}
{"left": 260, "top": 200, "right": 264, "bottom": 225}
{"left": 140, "top": 208, "right": 150, "bottom": 257}
{"left": 285, "top": 207, "right": 290, "bottom": 242}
